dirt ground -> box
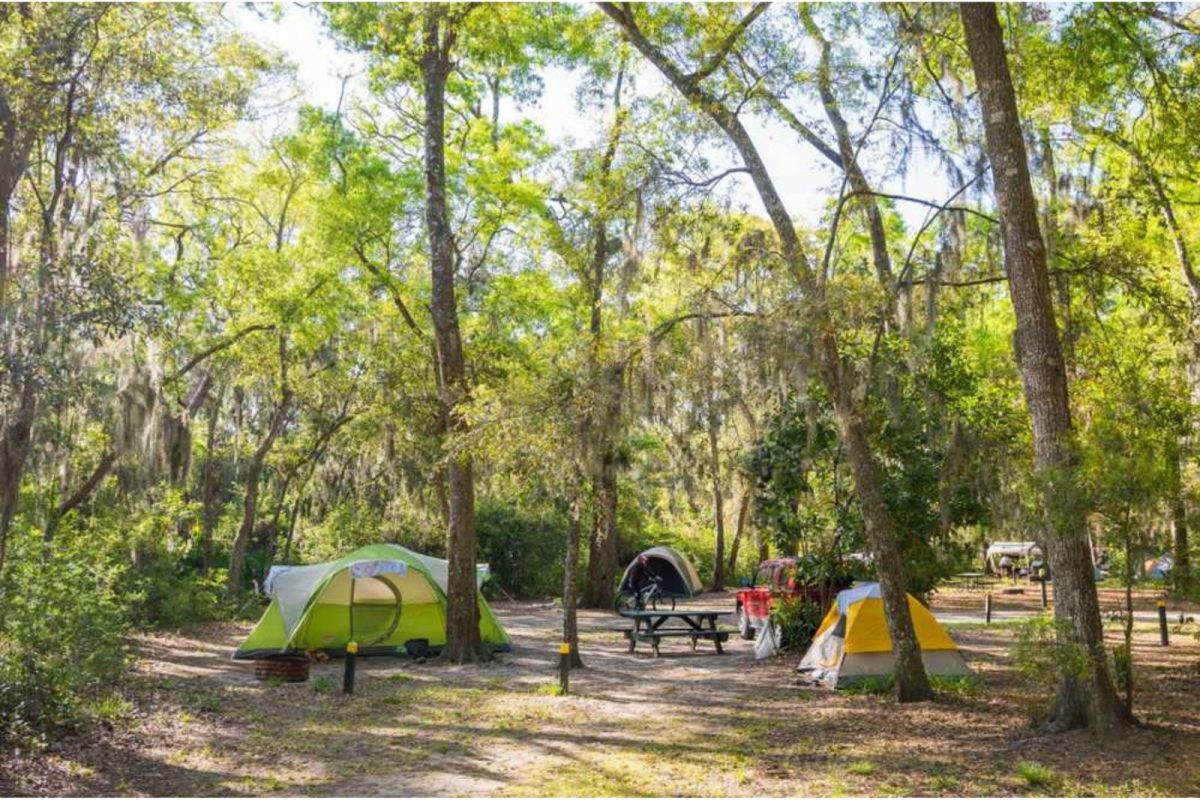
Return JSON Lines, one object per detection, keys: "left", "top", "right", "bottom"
{"left": 3, "top": 592, "right": 1200, "bottom": 797}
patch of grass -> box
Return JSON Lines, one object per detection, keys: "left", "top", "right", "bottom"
{"left": 184, "top": 690, "right": 224, "bottom": 713}
{"left": 928, "top": 773, "right": 960, "bottom": 792}
{"left": 930, "top": 673, "right": 985, "bottom": 697}
{"left": 310, "top": 676, "right": 337, "bottom": 694}
{"left": 840, "top": 675, "right": 894, "bottom": 695}
{"left": 847, "top": 760, "right": 877, "bottom": 776}
{"left": 1016, "top": 761, "right": 1056, "bottom": 788}
{"left": 534, "top": 682, "right": 566, "bottom": 696}
{"left": 387, "top": 672, "right": 416, "bottom": 684}
{"left": 942, "top": 619, "right": 1038, "bottom": 632}
{"left": 87, "top": 693, "right": 133, "bottom": 725}
{"left": 264, "top": 677, "right": 284, "bottom": 688}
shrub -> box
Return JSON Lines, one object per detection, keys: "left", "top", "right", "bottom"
{"left": 475, "top": 501, "right": 566, "bottom": 599}
{"left": 0, "top": 533, "right": 130, "bottom": 744}
{"left": 129, "top": 562, "right": 233, "bottom": 628}
{"left": 768, "top": 595, "right": 824, "bottom": 652}
{"left": 1010, "top": 616, "right": 1094, "bottom": 719}
{"left": 1011, "top": 617, "right": 1090, "bottom": 689}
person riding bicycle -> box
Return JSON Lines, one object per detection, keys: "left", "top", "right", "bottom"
{"left": 625, "top": 554, "right": 655, "bottom": 609}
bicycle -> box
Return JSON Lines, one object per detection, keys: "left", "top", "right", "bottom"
{"left": 614, "top": 575, "right": 676, "bottom": 613}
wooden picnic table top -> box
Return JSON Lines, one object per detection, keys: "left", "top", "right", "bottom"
{"left": 616, "top": 608, "right": 731, "bottom": 618}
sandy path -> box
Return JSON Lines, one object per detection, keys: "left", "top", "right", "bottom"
{"left": 4, "top": 593, "right": 1199, "bottom": 797}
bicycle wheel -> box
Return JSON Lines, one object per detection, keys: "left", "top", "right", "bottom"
{"left": 614, "top": 592, "right": 637, "bottom": 614}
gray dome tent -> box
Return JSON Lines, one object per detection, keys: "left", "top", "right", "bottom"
{"left": 618, "top": 546, "right": 704, "bottom": 598}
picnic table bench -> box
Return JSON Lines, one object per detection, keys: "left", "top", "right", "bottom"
{"left": 952, "top": 572, "right": 994, "bottom": 591}
{"left": 613, "top": 608, "right": 733, "bottom": 657}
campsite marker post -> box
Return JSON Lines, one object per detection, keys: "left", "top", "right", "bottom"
{"left": 985, "top": 591, "right": 992, "bottom": 625}
{"left": 558, "top": 642, "right": 570, "bottom": 695}
{"left": 1158, "top": 600, "right": 1169, "bottom": 647}
{"left": 1040, "top": 577, "right": 1047, "bottom": 609}
{"left": 344, "top": 640, "right": 358, "bottom": 694}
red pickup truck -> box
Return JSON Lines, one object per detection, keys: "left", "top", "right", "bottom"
{"left": 735, "top": 557, "right": 843, "bottom": 640}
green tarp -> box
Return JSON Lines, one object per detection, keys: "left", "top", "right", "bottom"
{"left": 234, "top": 543, "right": 511, "bottom": 659}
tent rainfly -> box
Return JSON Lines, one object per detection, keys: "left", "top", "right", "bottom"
{"left": 796, "top": 583, "right": 969, "bottom": 687}
{"left": 234, "top": 543, "right": 511, "bottom": 660}
{"left": 618, "top": 546, "right": 704, "bottom": 598}
{"left": 985, "top": 541, "right": 1043, "bottom": 572}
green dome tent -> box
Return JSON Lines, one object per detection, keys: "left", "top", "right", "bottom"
{"left": 234, "top": 543, "right": 511, "bottom": 659}
{"left": 618, "top": 545, "right": 704, "bottom": 598}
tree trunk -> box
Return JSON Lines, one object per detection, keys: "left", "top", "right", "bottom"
{"left": 200, "top": 385, "right": 225, "bottom": 574}
{"left": 833, "top": 404, "right": 932, "bottom": 701}
{"left": 422, "top": 7, "right": 487, "bottom": 663}
{"left": 44, "top": 449, "right": 116, "bottom": 540}
{"left": 727, "top": 484, "right": 752, "bottom": 577}
{"left": 227, "top": 384, "right": 291, "bottom": 592}
{"left": 599, "top": 2, "right": 932, "bottom": 702}
{"left": 282, "top": 493, "right": 302, "bottom": 564}
{"left": 563, "top": 460, "right": 585, "bottom": 668}
{"left": 708, "top": 413, "right": 726, "bottom": 591}
{"left": 1172, "top": 487, "right": 1190, "bottom": 594}
{"left": 584, "top": 436, "right": 620, "bottom": 609}
{"left": 0, "top": 381, "right": 36, "bottom": 577}
{"left": 961, "top": 1, "right": 1128, "bottom": 736}
{"left": 580, "top": 66, "right": 628, "bottom": 610}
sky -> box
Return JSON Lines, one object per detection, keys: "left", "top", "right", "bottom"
{"left": 228, "top": 3, "right": 949, "bottom": 232}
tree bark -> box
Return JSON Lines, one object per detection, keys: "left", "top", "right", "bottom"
{"left": 227, "top": 338, "right": 292, "bottom": 591}
{"left": 726, "top": 484, "right": 752, "bottom": 577}
{"left": 0, "top": 380, "right": 35, "bottom": 576}
{"left": 581, "top": 65, "right": 628, "bottom": 610}
{"left": 200, "top": 383, "right": 225, "bottom": 574}
{"left": 563, "top": 460, "right": 585, "bottom": 668}
{"left": 1172, "top": 470, "right": 1190, "bottom": 594}
{"left": 708, "top": 409, "right": 726, "bottom": 591}
{"left": 44, "top": 448, "right": 116, "bottom": 540}
{"left": 422, "top": 7, "right": 487, "bottom": 663}
{"left": 585, "top": 422, "right": 620, "bottom": 608}
{"left": 599, "top": 2, "right": 932, "bottom": 702}
{"left": 961, "top": 1, "right": 1129, "bottom": 736}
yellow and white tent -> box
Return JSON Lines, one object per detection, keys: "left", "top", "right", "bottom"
{"left": 797, "top": 583, "right": 968, "bottom": 686}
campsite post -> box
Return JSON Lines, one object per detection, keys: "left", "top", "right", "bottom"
{"left": 344, "top": 640, "right": 358, "bottom": 694}
{"left": 1040, "top": 577, "right": 1047, "bottom": 609}
{"left": 985, "top": 591, "right": 992, "bottom": 625}
{"left": 558, "top": 642, "right": 570, "bottom": 694}
{"left": 1158, "top": 600, "right": 1169, "bottom": 647}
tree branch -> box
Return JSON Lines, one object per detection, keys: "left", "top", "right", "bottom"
{"left": 685, "top": 3, "right": 770, "bottom": 86}
{"left": 169, "top": 323, "right": 276, "bottom": 382}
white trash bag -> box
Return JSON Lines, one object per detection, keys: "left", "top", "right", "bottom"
{"left": 754, "top": 619, "right": 780, "bottom": 660}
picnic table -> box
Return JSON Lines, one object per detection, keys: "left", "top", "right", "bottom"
{"left": 614, "top": 608, "right": 733, "bottom": 657}
{"left": 953, "top": 572, "right": 993, "bottom": 591}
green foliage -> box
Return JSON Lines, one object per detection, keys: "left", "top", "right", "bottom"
{"left": 475, "top": 501, "right": 567, "bottom": 600}
{"left": 846, "top": 760, "right": 877, "bottom": 776}
{"left": 746, "top": 390, "right": 969, "bottom": 596}
{"left": 767, "top": 595, "right": 825, "bottom": 653}
{"left": 1010, "top": 616, "right": 1092, "bottom": 715}
{"left": 0, "top": 535, "right": 130, "bottom": 743}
